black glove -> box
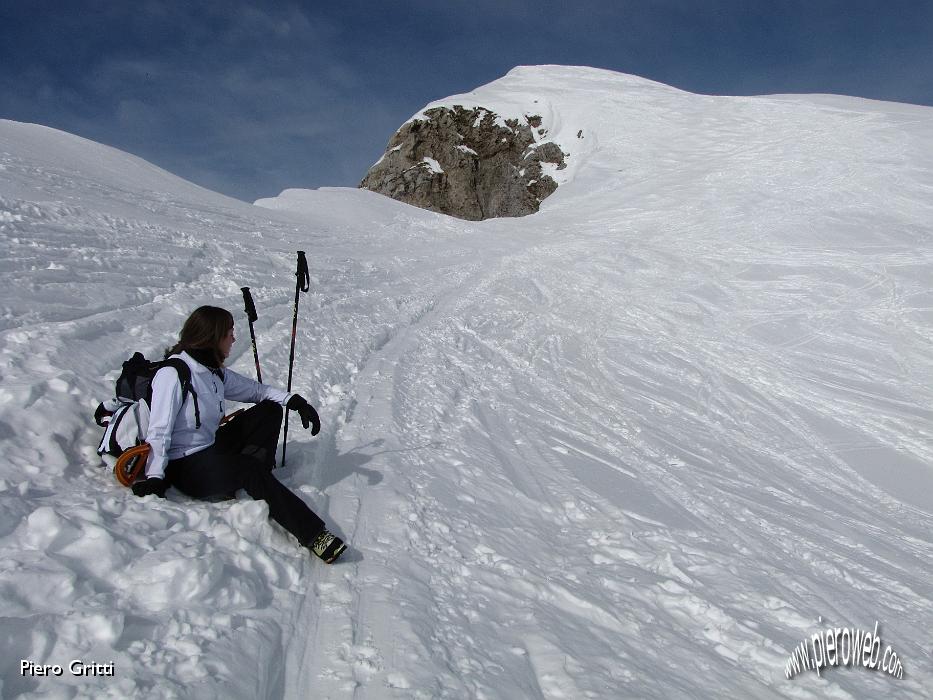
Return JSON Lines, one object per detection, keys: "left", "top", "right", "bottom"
{"left": 132, "top": 477, "right": 168, "bottom": 498}
{"left": 94, "top": 402, "right": 113, "bottom": 427}
{"left": 287, "top": 394, "right": 321, "bottom": 436}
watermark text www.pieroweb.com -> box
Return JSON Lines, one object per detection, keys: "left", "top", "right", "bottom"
{"left": 785, "top": 620, "right": 904, "bottom": 680}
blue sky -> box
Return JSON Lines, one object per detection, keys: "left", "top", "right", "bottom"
{"left": 2, "top": 1, "right": 931, "bottom": 202}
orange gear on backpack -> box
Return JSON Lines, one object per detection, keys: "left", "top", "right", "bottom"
{"left": 114, "top": 443, "right": 151, "bottom": 487}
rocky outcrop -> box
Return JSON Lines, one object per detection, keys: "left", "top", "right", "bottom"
{"left": 359, "top": 105, "right": 567, "bottom": 220}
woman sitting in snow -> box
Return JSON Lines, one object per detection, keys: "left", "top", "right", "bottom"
{"left": 131, "top": 305, "right": 346, "bottom": 564}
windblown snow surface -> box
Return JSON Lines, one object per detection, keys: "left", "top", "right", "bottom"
{"left": 1, "top": 66, "right": 932, "bottom": 699}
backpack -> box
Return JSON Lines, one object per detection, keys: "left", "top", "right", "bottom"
{"left": 96, "top": 352, "right": 201, "bottom": 485}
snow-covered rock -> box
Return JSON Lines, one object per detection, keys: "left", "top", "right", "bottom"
{"left": 360, "top": 104, "right": 567, "bottom": 220}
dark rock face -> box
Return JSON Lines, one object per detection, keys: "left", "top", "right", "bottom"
{"left": 359, "top": 105, "right": 567, "bottom": 220}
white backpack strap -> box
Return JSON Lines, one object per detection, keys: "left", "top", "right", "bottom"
{"left": 134, "top": 400, "right": 150, "bottom": 443}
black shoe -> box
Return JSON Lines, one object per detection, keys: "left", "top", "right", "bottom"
{"left": 310, "top": 530, "right": 347, "bottom": 564}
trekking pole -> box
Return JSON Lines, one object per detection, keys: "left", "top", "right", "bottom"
{"left": 281, "top": 251, "right": 310, "bottom": 467}
{"left": 241, "top": 287, "right": 262, "bottom": 383}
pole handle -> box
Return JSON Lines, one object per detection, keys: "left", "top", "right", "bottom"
{"left": 241, "top": 286, "right": 262, "bottom": 382}
{"left": 241, "top": 286, "right": 258, "bottom": 322}
{"left": 297, "top": 251, "right": 310, "bottom": 293}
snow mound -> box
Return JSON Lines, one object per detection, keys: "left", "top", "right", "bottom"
{"left": 0, "top": 120, "right": 240, "bottom": 206}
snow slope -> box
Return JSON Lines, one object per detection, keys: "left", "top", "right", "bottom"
{"left": 2, "top": 65, "right": 932, "bottom": 698}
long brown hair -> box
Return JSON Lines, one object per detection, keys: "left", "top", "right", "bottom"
{"left": 165, "top": 306, "right": 234, "bottom": 366}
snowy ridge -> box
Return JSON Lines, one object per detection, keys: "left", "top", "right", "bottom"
{"left": 0, "top": 120, "right": 239, "bottom": 206}
{"left": 2, "top": 65, "right": 933, "bottom": 698}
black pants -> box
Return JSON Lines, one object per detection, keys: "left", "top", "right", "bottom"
{"left": 166, "top": 400, "right": 324, "bottom": 547}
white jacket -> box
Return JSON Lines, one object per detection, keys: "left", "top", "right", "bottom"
{"left": 144, "top": 351, "right": 291, "bottom": 479}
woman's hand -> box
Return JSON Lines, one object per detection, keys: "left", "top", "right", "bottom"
{"left": 132, "top": 477, "right": 168, "bottom": 498}
{"left": 287, "top": 395, "right": 321, "bottom": 435}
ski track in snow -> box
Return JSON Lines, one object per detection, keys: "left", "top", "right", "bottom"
{"left": 2, "top": 66, "right": 933, "bottom": 699}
